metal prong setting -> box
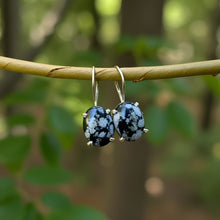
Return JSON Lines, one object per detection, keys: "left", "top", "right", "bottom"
{"left": 134, "top": 102, "right": 139, "bottom": 107}
{"left": 82, "top": 113, "right": 87, "bottom": 118}
{"left": 143, "top": 128, "right": 149, "bottom": 133}
{"left": 110, "top": 137, "right": 115, "bottom": 142}
{"left": 106, "top": 109, "right": 111, "bottom": 114}
{"left": 119, "top": 137, "right": 125, "bottom": 143}
{"left": 87, "top": 141, "right": 93, "bottom": 146}
{"left": 112, "top": 109, "right": 118, "bottom": 115}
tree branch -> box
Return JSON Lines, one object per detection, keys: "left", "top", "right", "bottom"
{"left": 25, "top": 0, "right": 72, "bottom": 60}
{"left": 0, "top": 56, "right": 219, "bottom": 81}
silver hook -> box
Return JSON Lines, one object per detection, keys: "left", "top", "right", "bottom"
{"left": 92, "top": 66, "right": 99, "bottom": 106}
{"left": 115, "top": 66, "right": 125, "bottom": 103}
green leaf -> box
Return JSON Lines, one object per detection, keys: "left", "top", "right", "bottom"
{"left": 0, "top": 178, "right": 17, "bottom": 202}
{"left": 203, "top": 75, "right": 220, "bottom": 98}
{"left": 3, "top": 90, "right": 45, "bottom": 106}
{"left": 24, "top": 166, "right": 72, "bottom": 186}
{"left": 166, "top": 101, "right": 197, "bottom": 138}
{"left": 0, "top": 135, "right": 31, "bottom": 171}
{"left": 56, "top": 133, "right": 75, "bottom": 150}
{"left": 40, "top": 133, "right": 61, "bottom": 166}
{"left": 145, "top": 106, "right": 169, "bottom": 144}
{"left": 116, "top": 35, "right": 137, "bottom": 53}
{"left": 0, "top": 196, "right": 23, "bottom": 220}
{"left": 41, "top": 192, "right": 71, "bottom": 209}
{"left": 22, "top": 203, "right": 43, "bottom": 220}
{"left": 27, "top": 78, "right": 50, "bottom": 91}
{"left": 49, "top": 206, "right": 107, "bottom": 220}
{"left": 72, "top": 50, "right": 101, "bottom": 67}
{"left": 7, "top": 114, "right": 35, "bottom": 128}
{"left": 166, "top": 78, "right": 190, "bottom": 95}
{"left": 126, "top": 81, "right": 160, "bottom": 98}
{"left": 48, "top": 106, "right": 76, "bottom": 134}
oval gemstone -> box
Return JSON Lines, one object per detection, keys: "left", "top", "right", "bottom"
{"left": 83, "top": 106, "right": 114, "bottom": 147}
{"left": 113, "top": 102, "right": 145, "bottom": 141}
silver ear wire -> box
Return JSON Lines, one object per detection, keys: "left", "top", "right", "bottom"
{"left": 92, "top": 66, "right": 99, "bottom": 106}
{"left": 83, "top": 67, "right": 115, "bottom": 147}
{"left": 114, "top": 66, "right": 125, "bottom": 103}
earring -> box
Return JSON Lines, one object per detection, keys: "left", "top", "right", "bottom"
{"left": 112, "top": 66, "right": 149, "bottom": 142}
{"left": 82, "top": 66, "right": 115, "bottom": 147}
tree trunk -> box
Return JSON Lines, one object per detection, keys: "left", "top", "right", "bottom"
{"left": 121, "top": 0, "right": 164, "bottom": 36}
{"left": 0, "top": 0, "right": 22, "bottom": 98}
{"left": 106, "top": 1, "right": 165, "bottom": 220}
{"left": 201, "top": 2, "right": 220, "bottom": 129}
{"left": 1, "top": 0, "right": 21, "bottom": 57}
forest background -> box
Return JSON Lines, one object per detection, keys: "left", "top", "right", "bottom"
{"left": 0, "top": 0, "right": 220, "bottom": 219}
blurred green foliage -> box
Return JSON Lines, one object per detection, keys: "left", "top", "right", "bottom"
{"left": 0, "top": 136, "right": 31, "bottom": 171}
{"left": 145, "top": 106, "right": 169, "bottom": 144}
{"left": 24, "top": 166, "right": 73, "bottom": 186}
{"left": 203, "top": 75, "right": 220, "bottom": 98}
{"left": 0, "top": 0, "right": 220, "bottom": 219}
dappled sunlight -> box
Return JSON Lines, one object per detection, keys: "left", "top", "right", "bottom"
{"left": 66, "top": 97, "right": 92, "bottom": 125}
{"left": 77, "top": 12, "right": 95, "bottom": 35}
{"left": 164, "top": 1, "right": 190, "bottom": 29}
{"left": 95, "top": 0, "right": 121, "bottom": 16}
{"left": 99, "top": 17, "right": 120, "bottom": 45}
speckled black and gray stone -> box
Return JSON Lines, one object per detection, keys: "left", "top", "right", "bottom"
{"left": 83, "top": 106, "right": 114, "bottom": 147}
{"left": 113, "top": 101, "right": 145, "bottom": 141}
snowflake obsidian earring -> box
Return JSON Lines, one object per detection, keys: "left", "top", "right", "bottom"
{"left": 82, "top": 66, "right": 115, "bottom": 147}
{"left": 112, "top": 66, "right": 149, "bottom": 142}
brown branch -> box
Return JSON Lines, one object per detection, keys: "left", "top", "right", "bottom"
{"left": 0, "top": 56, "right": 220, "bottom": 81}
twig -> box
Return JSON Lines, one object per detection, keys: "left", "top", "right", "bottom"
{"left": 0, "top": 56, "right": 219, "bottom": 81}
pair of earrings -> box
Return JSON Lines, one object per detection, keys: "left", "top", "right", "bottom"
{"left": 83, "top": 66, "right": 149, "bottom": 147}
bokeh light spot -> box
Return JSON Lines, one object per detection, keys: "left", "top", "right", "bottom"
{"left": 96, "top": 0, "right": 121, "bottom": 16}
{"left": 145, "top": 177, "right": 164, "bottom": 197}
